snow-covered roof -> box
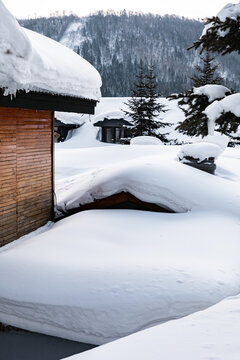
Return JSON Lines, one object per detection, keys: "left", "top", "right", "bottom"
{"left": 193, "top": 85, "right": 231, "bottom": 102}
{"left": 93, "top": 110, "right": 129, "bottom": 124}
{"left": 55, "top": 112, "right": 87, "bottom": 126}
{"left": 178, "top": 143, "right": 222, "bottom": 162}
{"left": 0, "top": 0, "right": 101, "bottom": 101}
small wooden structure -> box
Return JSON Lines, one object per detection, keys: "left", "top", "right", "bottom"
{"left": 57, "top": 191, "right": 175, "bottom": 219}
{"left": 94, "top": 118, "right": 133, "bottom": 143}
{"left": 54, "top": 118, "right": 81, "bottom": 142}
{"left": 0, "top": 91, "right": 97, "bottom": 246}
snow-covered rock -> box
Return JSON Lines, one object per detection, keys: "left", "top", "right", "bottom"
{"left": 178, "top": 143, "right": 222, "bottom": 162}
{"left": 0, "top": 0, "right": 101, "bottom": 100}
{"left": 130, "top": 136, "right": 163, "bottom": 145}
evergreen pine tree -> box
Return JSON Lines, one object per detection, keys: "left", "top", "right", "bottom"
{"left": 144, "top": 62, "right": 168, "bottom": 142}
{"left": 123, "top": 61, "right": 149, "bottom": 137}
{"left": 191, "top": 51, "right": 223, "bottom": 87}
{"left": 124, "top": 62, "right": 168, "bottom": 141}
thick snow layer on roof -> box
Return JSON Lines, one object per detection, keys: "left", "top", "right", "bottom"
{"left": 64, "top": 294, "right": 240, "bottom": 360}
{"left": 55, "top": 112, "right": 87, "bottom": 126}
{"left": 193, "top": 85, "right": 230, "bottom": 102}
{"left": 0, "top": 0, "right": 101, "bottom": 100}
{"left": 56, "top": 153, "right": 240, "bottom": 215}
{"left": 93, "top": 110, "right": 130, "bottom": 124}
{"left": 178, "top": 143, "right": 222, "bottom": 162}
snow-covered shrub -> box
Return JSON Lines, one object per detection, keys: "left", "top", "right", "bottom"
{"left": 130, "top": 136, "right": 163, "bottom": 145}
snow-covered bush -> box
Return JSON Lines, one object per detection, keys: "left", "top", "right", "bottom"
{"left": 130, "top": 136, "right": 163, "bottom": 145}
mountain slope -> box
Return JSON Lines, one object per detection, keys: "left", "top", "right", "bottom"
{"left": 19, "top": 12, "right": 240, "bottom": 96}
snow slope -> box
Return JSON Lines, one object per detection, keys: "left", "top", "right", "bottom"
{"left": 1, "top": 210, "right": 240, "bottom": 345}
{"left": 64, "top": 294, "right": 240, "bottom": 360}
{"left": 0, "top": 0, "right": 101, "bottom": 100}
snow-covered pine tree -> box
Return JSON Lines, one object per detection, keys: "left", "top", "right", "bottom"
{"left": 124, "top": 61, "right": 149, "bottom": 137}
{"left": 191, "top": 51, "right": 223, "bottom": 87}
{"left": 189, "top": 15, "right": 240, "bottom": 55}
{"left": 124, "top": 62, "right": 168, "bottom": 141}
{"left": 144, "top": 62, "right": 168, "bottom": 142}
{"left": 168, "top": 86, "right": 232, "bottom": 137}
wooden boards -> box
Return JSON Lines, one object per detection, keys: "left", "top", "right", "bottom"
{"left": 0, "top": 107, "right": 54, "bottom": 246}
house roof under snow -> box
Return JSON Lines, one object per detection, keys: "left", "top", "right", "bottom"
{"left": 0, "top": 0, "right": 101, "bottom": 112}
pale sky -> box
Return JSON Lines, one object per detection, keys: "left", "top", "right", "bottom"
{"left": 3, "top": 0, "right": 236, "bottom": 20}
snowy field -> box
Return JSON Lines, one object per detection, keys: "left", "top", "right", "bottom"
{"left": 0, "top": 97, "right": 240, "bottom": 358}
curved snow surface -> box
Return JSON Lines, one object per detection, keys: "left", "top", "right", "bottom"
{"left": 64, "top": 294, "right": 240, "bottom": 360}
{"left": 56, "top": 154, "right": 240, "bottom": 214}
{"left": 0, "top": 211, "right": 240, "bottom": 345}
{"left": 0, "top": 0, "right": 101, "bottom": 100}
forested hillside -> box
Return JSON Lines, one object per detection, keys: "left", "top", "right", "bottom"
{"left": 19, "top": 12, "right": 240, "bottom": 96}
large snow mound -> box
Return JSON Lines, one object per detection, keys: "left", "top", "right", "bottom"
{"left": 1, "top": 210, "right": 240, "bottom": 345}
{"left": 178, "top": 143, "right": 222, "bottom": 162}
{"left": 0, "top": 0, "right": 101, "bottom": 100}
{"left": 56, "top": 154, "right": 240, "bottom": 214}
{"left": 196, "top": 131, "right": 229, "bottom": 152}
{"left": 63, "top": 294, "right": 240, "bottom": 360}
{"left": 130, "top": 136, "right": 163, "bottom": 145}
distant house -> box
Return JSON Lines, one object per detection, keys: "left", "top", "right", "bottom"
{"left": 54, "top": 112, "right": 86, "bottom": 142}
{"left": 0, "top": 1, "right": 101, "bottom": 246}
{"left": 93, "top": 111, "right": 133, "bottom": 143}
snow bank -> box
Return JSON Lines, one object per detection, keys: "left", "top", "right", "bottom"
{"left": 178, "top": 143, "right": 222, "bottom": 162}
{"left": 55, "top": 112, "right": 87, "bottom": 126}
{"left": 63, "top": 294, "right": 240, "bottom": 360}
{"left": 1, "top": 210, "right": 240, "bottom": 345}
{"left": 0, "top": 0, "right": 101, "bottom": 100}
{"left": 193, "top": 85, "right": 230, "bottom": 102}
{"left": 56, "top": 154, "right": 240, "bottom": 215}
{"left": 130, "top": 136, "right": 163, "bottom": 145}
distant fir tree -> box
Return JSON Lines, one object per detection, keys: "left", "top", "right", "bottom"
{"left": 191, "top": 51, "right": 223, "bottom": 87}
{"left": 124, "top": 62, "right": 168, "bottom": 141}
{"left": 168, "top": 86, "right": 232, "bottom": 137}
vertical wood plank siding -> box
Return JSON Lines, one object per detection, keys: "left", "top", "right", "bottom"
{"left": 0, "top": 107, "right": 54, "bottom": 246}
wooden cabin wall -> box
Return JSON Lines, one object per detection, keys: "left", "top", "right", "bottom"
{"left": 0, "top": 107, "right": 54, "bottom": 246}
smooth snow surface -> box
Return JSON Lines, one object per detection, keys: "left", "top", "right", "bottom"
{"left": 130, "top": 136, "right": 163, "bottom": 145}
{"left": 0, "top": 0, "right": 101, "bottom": 100}
{"left": 1, "top": 211, "right": 240, "bottom": 345}
{"left": 178, "top": 143, "right": 222, "bottom": 162}
{"left": 63, "top": 294, "right": 240, "bottom": 360}
{"left": 217, "top": 2, "right": 240, "bottom": 21}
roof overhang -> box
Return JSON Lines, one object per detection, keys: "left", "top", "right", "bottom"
{"left": 0, "top": 89, "right": 97, "bottom": 114}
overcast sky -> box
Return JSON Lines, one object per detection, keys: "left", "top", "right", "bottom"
{"left": 3, "top": 0, "right": 234, "bottom": 20}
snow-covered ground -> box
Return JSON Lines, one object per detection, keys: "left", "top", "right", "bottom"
{"left": 64, "top": 294, "right": 240, "bottom": 360}
{"left": 1, "top": 96, "right": 240, "bottom": 356}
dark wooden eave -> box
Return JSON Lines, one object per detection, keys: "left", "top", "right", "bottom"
{"left": 0, "top": 89, "right": 97, "bottom": 114}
